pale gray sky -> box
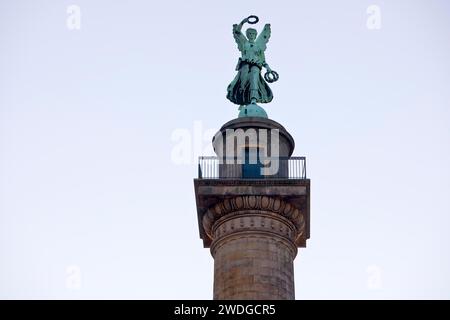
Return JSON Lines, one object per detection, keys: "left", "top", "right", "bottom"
{"left": 1, "top": 0, "right": 450, "bottom": 299}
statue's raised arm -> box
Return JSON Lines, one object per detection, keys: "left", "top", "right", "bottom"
{"left": 232, "top": 18, "right": 248, "bottom": 52}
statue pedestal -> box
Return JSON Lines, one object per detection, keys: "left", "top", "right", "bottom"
{"left": 238, "top": 103, "right": 268, "bottom": 118}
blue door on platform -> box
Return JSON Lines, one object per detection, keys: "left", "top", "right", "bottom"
{"left": 243, "top": 148, "right": 263, "bottom": 179}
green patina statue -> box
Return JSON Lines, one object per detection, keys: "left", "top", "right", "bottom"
{"left": 227, "top": 15, "right": 279, "bottom": 117}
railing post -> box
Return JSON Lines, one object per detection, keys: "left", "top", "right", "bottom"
{"left": 303, "top": 157, "right": 306, "bottom": 179}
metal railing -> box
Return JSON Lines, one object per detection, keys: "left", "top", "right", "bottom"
{"left": 198, "top": 156, "right": 307, "bottom": 179}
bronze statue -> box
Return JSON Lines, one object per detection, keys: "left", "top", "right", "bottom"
{"left": 227, "top": 15, "right": 279, "bottom": 107}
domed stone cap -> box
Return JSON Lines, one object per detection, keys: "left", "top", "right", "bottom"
{"left": 238, "top": 103, "right": 268, "bottom": 118}
{"left": 213, "top": 116, "right": 295, "bottom": 157}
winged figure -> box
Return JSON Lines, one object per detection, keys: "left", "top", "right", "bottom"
{"left": 227, "top": 16, "right": 275, "bottom": 106}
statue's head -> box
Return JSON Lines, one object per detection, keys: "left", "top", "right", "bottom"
{"left": 246, "top": 28, "right": 257, "bottom": 42}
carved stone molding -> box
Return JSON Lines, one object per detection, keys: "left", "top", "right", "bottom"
{"left": 202, "top": 196, "right": 305, "bottom": 246}
{"left": 210, "top": 212, "right": 299, "bottom": 258}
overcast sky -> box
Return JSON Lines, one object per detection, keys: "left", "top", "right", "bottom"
{"left": 1, "top": 0, "right": 450, "bottom": 299}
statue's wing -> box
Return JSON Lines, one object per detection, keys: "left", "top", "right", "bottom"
{"left": 233, "top": 24, "right": 247, "bottom": 51}
{"left": 256, "top": 24, "right": 271, "bottom": 51}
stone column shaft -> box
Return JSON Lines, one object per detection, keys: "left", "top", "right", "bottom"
{"left": 202, "top": 196, "right": 305, "bottom": 300}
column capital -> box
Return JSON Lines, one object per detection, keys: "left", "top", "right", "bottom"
{"left": 194, "top": 178, "right": 310, "bottom": 248}
{"left": 203, "top": 196, "right": 306, "bottom": 248}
